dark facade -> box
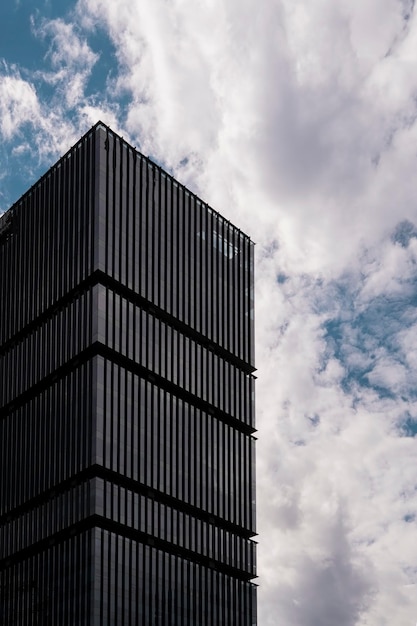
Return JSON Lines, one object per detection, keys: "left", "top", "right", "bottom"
{"left": 0, "top": 122, "right": 257, "bottom": 625}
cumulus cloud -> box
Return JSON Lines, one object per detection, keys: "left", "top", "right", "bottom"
{"left": 0, "top": 66, "right": 41, "bottom": 140}
{"left": 31, "top": 16, "right": 99, "bottom": 107}
{"left": 255, "top": 232, "right": 417, "bottom": 622}
{"left": 2, "top": 0, "right": 417, "bottom": 623}
{"left": 0, "top": 63, "right": 77, "bottom": 210}
{"left": 0, "top": 13, "right": 121, "bottom": 211}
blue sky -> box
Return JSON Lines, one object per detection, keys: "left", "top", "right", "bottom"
{"left": 1, "top": 0, "right": 417, "bottom": 624}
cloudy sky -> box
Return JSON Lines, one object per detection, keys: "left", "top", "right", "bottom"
{"left": 1, "top": 0, "right": 417, "bottom": 623}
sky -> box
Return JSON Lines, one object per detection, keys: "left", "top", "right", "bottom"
{"left": 1, "top": 0, "right": 417, "bottom": 624}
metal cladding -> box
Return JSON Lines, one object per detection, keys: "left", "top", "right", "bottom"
{"left": 0, "top": 122, "right": 257, "bottom": 625}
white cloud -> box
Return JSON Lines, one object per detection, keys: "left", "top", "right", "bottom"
{"left": 0, "top": 67, "right": 41, "bottom": 140}
{"left": 0, "top": 64, "right": 78, "bottom": 198}
{"left": 31, "top": 16, "right": 98, "bottom": 107}
{"left": 0, "top": 13, "right": 121, "bottom": 211}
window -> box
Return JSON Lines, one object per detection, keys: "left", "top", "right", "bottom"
{"left": 198, "top": 230, "right": 238, "bottom": 259}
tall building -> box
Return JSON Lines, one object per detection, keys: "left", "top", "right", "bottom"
{"left": 0, "top": 122, "right": 256, "bottom": 625}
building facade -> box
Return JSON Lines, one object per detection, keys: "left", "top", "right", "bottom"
{"left": 0, "top": 122, "right": 257, "bottom": 625}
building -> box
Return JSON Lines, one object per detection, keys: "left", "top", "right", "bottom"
{"left": 0, "top": 122, "right": 257, "bottom": 625}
